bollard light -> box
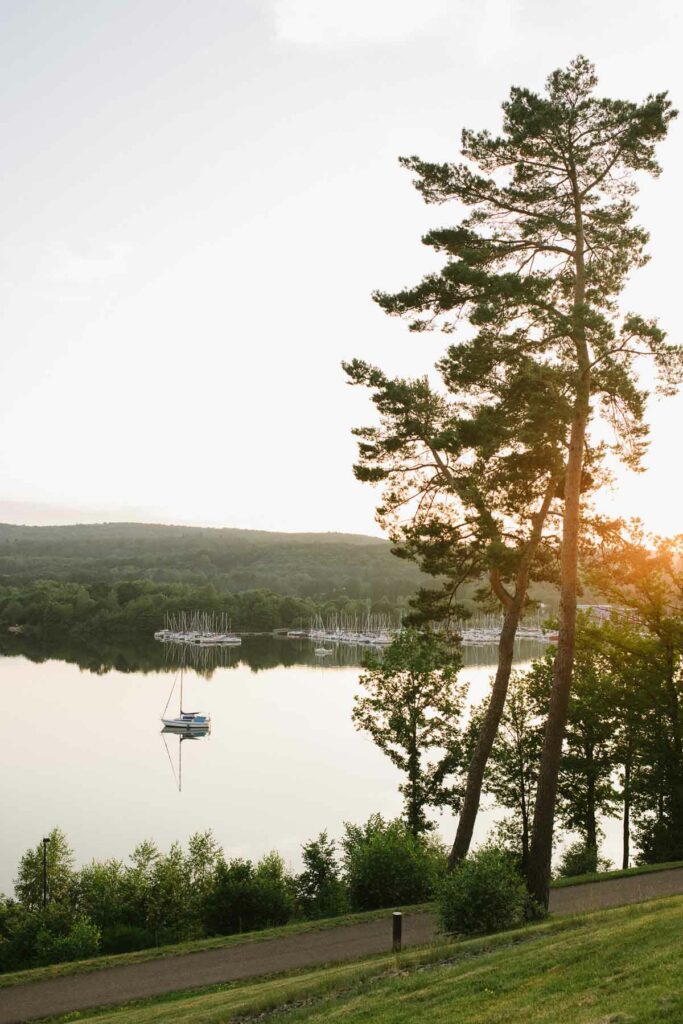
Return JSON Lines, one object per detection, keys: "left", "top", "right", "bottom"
{"left": 392, "top": 911, "right": 402, "bottom": 952}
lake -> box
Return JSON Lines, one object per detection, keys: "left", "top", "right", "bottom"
{"left": 1, "top": 635, "right": 619, "bottom": 893}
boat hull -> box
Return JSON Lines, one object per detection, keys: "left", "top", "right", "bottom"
{"left": 161, "top": 716, "right": 211, "bottom": 731}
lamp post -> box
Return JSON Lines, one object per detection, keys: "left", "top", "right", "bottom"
{"left": 42, "top": 836, "right": 50, "bottom": 909}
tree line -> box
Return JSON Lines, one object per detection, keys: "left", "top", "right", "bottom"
{"left": 0, "top": 578, "right": 401, "bottom": 641}
{"left": 0, "top": 522, "right": 426, "bottom": 606}
{"left": 0, "top": 820, "right": 444, "bottom": 972}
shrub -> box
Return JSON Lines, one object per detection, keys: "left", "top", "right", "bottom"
{"left": 556, "top": 841, "right": 612, "bottom": 878}
{"left": 100, "top": 923, "right": 156, "bottom": 954}
{"left": 203, "top": 853, "right": 294, "bottom": 935}
{"left": 341, "top": 815, "right": 445, "bottom": 911}
{"left": 438, "top": 846, "right": 527, "bottom": 936}
{"left": 296, "top": 832, "right": 349, "bottom": 919}
{"left": 34, "top": 917, "right": 101, "bottom": 965}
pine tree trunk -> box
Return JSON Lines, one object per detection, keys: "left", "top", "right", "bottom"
{"left": 447, "top": 478, "right": 558, "bottom": 871}
{"left": 526, "top": 171, "right": 589, "bottom": 907}
{"left": 526, "top": 415, "right": 586, "bottom": 905}
{"left": 448, "top": 590, "right": 524, "bottom": 869}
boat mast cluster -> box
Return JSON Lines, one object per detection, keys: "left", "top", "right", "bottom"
{"left": 155, "top": 611, "right": 241, "bottom": 646}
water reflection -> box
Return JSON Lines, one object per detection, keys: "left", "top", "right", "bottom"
{"left": 0, "top": 634, "right": 548, "bottom": 676}
{"left": 161, "top": 726, "right": 210, "bottom": 793}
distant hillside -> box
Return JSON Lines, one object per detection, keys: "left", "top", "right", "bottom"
{"left": 0, "top": 522, "right": 425, "bottom": 605}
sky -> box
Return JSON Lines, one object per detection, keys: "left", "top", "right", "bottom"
{"left": 1, "top": 0, "right": 682, "bottom": 536}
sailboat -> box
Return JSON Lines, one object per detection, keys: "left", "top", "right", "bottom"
{"left": 160, "top": 657, "right": 211, "bottom": 731}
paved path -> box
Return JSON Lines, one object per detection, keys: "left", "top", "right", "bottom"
{"left": 2, "top": 867, "right": 683, "bottom": 1024}
{"left": 548, "top": 866, "right": 683, "bottom": 914}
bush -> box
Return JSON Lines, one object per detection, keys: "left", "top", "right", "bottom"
{"left": 438, "top": 847, "right": 527, "bottom": 937}
{"left": 556, "top": 841, "right": 612, "bottom": 878}
{"left": 203, "top": 853, "right": 294, "bottom": 935}
{"left": 34, "top": 917, "right": 101, "bottom": 965}
{"left": 296, "top": 832, "right": 349, "bottom": 920}
{"left": 100, "top": 924, "right": 156, "bottom": 954}
{"left": 342, "top": 815, "right": 445, "bottom": 911}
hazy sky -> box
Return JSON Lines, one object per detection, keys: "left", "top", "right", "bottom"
{"left": 2, "top": 0, "right": 681, "bottom": 535}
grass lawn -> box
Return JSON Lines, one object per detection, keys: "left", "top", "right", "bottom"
{"left": 44, "top": 896, "right": 683, "bottom": 1024}
{"left": 551, "top": 858, "right": 683, "bottom": 888}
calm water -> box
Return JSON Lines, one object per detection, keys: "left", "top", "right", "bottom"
{"left": 2, "top": 634, "right": 610, "bottom": 894}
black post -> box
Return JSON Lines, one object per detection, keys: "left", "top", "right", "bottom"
{"left": 42, "top": 837, "right": 50, "bottom": 910}
{"left": 392, "top": 911, "right": 402, "bottom": 953}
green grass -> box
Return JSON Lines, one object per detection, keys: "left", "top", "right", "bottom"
{"left": 42, "top": 896, "right": 683, "bottom": 1024}
{"left": 0, "top": 903, "right": 432, "bottom": 990}
{"left": 551, "top": 858, "right": 683, "bottom": 888}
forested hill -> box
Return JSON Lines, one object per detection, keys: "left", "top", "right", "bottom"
{"left": 0, "top": 522, "right": 424, "bottom": 605}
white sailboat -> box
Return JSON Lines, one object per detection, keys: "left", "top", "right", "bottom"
{"left": 160, "top": 659, "right": 211, "bottom": 731}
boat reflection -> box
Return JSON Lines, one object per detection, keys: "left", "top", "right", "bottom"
{"left": 161, "top": 724, "right": 210, "bottom": 792}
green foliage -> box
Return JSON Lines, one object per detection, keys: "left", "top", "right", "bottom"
{"left": 14, "top": 828, "right": 74, "bottom": 911}
{"left": 556, "top": 841, "right": 612, "bottom": 879}
{"left": 583, "top": 530, "right": 683, "bottom": 865}
{"left": 0, "top": 522, "right": 423, "bottom": 612}
{"left": 203, "top": 854, "right": 295, "bottom": 936}
{"left": 296, "top": 833, "right": 349, "bottom": 920}
{"left": 353, "top": 630, "right": 465, "bottom": 834}
{"left": 341, "top": 815, "right": 445, "bottom": 911}
{"left": 438, "top": 847, "right": 529, "bottom": 936}
{"left": 34, "top": 916, "right": 100, "bottom": 965}
{"left": 526, "top": 632, "right": 620, "bottom": 851}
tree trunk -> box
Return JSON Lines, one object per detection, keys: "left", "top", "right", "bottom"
{"left": 526, "top": 408, "right": 588, "bottom": 905}
{"left": 448, "top": 590, "right": 524, "bottom": 868}
{"left": 520, "top": 782, "right": 530, "bottom": 874}
{"left": 408, "top": 711, "right": 421, "bottom": 837}
{"left": 586, "top": 741, "right": 597, "bottom": 852}
{"left": 447, "top": 476, "right": 558, "bottom": 871}
{"left": 526, "top": 170, "right": 589, "bottom": 908}
{"left": 622, "top": 753, "right": 631, "bottom": 870}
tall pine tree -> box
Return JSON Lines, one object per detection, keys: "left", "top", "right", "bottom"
{"left": 347, "top": 57, "right": 680, "bottom": 903}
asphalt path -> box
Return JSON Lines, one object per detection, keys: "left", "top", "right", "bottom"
{"left": 2, "top": 867, "right": 683, "bottom": 1024}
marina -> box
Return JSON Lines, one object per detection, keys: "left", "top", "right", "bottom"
{"left": 155, "top": 612, "right": 242, "bottom": 647}
{"left": 287, "top": 611, "right": 555, "bottom": 650}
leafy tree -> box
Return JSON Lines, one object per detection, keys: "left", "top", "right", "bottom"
{"left": 296, "top": 832, "right": 349, "bottom": 919}
{"left": 341, "top": 814, "right": 445, "bottom": 910}
{"left": 353, "top": 630, "right": 465, "bottom": 835}
{"left": 587, "top": 530, "right": 683, "bottom": 864}
{"left": 14, "top": 828, "right": 74, "bottom": 911}
{"left": 185, "top": 830, "right": 222, "bottom": 927}
{"left": 74, "top": 859, "right": 128, "bottom": 932}
{"left": 204, "top": 854, "right": 294, "bottom": 935}
{"left": 527, "top": 632, "right": 620, "bottom": 859}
